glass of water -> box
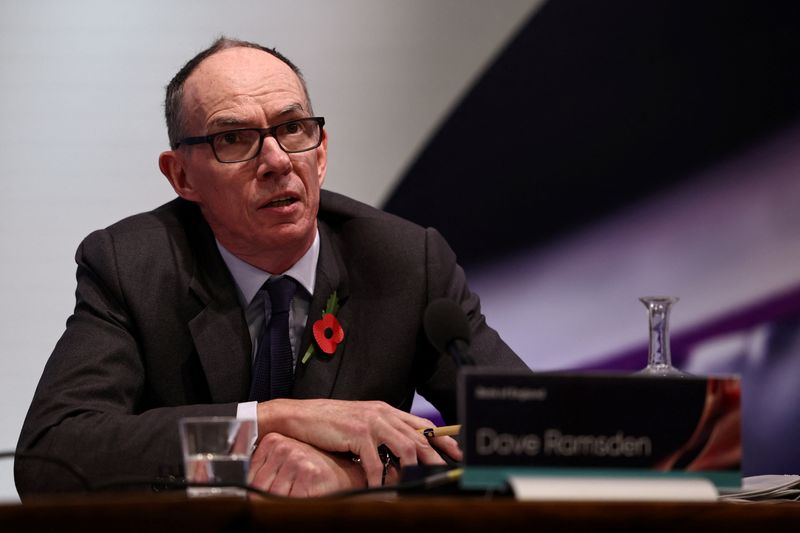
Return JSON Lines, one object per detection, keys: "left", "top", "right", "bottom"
{"left": 179, "top": 416, "right": 256, "bottom": 497}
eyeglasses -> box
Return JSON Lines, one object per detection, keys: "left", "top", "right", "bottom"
{"left": 176, "top": 117, "right": 325, "bottom": 163}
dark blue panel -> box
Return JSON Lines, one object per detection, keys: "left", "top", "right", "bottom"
{"left": 384, "top": 0, "right": 800, "bottom": 266}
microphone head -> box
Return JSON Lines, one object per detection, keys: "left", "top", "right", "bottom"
{"left": 424, "top": 298, "right": 471, "bottom": 355}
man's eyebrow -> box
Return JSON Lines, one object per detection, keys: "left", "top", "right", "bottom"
{"left": 208, "top": 116, "right": 251, "bottom": 129}
{"left": 207, "top": 104, "right": 309, "bottom": 130}
{"left": 276, "top": 103, "right": 308, "bottom": 117}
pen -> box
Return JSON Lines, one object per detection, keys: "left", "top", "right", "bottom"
{"left": 418, "top": 424, "right": 461, "bottom": 438}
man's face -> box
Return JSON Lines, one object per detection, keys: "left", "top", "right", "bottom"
{"left": 161, "top": 47, "right": 327, "bottom": 271}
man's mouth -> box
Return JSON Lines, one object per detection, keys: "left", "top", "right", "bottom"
{"left": 263, "top": 197, "right": 298, "bottom": 208}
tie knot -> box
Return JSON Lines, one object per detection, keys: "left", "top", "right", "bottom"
{"left": 265, "top": 276, "right": 298, "bottom": 314}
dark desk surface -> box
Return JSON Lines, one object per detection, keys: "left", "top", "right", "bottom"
{"left": 2, "top": 493, "right": 800, "bottom": 533}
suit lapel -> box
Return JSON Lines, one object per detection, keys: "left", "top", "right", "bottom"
{"left": 292, "top": 221, "right": 350, "bottom": 399}
{"left": 186, "top": 216, "right": 252, "bottom": 403}
{"left": 179, "top": 198, "right": 351, "bottom": 403}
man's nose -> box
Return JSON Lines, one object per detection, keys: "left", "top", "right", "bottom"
{"left": 256, "top": 135, "right": 292, "bottom": 176}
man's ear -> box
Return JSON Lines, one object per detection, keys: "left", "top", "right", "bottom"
{"left": 315, "top": 128, "right": 328, "bottom": 188}
{"left": 159, "top": 150, "right": 199, "bottom": 201}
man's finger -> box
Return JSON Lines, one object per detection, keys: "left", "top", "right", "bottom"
{"left": 249, "top": 433, "right": 287, "bottom": 490}
{"left": 431, "top": 435, "right": 463, "bottom": 462}
{"left": 355, "top": 445, "right": 386, "bottom": 487}
{"left": 268, "top": 462, "right": 296, "bottom": 496}
{"left": 381, "top": 430, "right": 423, "bottom": 469}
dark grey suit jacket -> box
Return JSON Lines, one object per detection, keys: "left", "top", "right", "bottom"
{"left": 15, "top": 190, "right": 525, "bottom": 495}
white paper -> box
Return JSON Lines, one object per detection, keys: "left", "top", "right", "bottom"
{"left": 509, "top": 476, "right": 719, "bottom": 502}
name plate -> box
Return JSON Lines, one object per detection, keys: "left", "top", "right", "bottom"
{"left": 458, "top": 370, "right": 742, "bottom": 490}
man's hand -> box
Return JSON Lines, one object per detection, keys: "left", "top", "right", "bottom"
{"left": 257, "top": 399, "right": 463, "bottom": 487}
{"left": 248, "top": 432, "right": 365, "bottom": 497}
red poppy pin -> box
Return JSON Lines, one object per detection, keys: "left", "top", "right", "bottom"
{"left": 302, "top": 291, "right": 344, "bottom": 364}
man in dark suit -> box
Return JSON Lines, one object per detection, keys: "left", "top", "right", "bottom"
{"left": 15, "top": 37, "right": 525, "bottom": 497}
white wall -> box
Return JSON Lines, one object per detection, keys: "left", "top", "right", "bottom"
{"left": 0, "top": 0, "right": 542, "bottom": 500}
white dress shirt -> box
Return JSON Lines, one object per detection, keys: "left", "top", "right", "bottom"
{"left": 215, "top": 231, "right": 320, "bottom": 422}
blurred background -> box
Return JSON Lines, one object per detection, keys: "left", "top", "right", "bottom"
{"left": 2, "top": 0, "right": 799, "bottom": 500}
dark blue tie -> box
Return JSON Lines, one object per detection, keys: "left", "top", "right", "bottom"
{"left": 248, "top": 276, "right": 298, "bottom": 402}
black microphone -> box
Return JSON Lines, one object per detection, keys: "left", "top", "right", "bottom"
{"left": 423, "top": 298, "right": 475, "bottom": 366}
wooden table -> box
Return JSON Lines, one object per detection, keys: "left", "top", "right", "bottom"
{"left": 2, "top": 493, "right": 799, "bottom": 532}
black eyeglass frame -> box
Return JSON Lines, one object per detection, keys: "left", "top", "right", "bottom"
{"left": 175, "top": 116, "right": 326, "bottom": 163}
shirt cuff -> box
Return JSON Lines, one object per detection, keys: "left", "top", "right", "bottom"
{"left": 237, "top": 401, "right": 259, "bottom": 450}
{"left": 237, "top": 401, "right": 258, "bottom": 422}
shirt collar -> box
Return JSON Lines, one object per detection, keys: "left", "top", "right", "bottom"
{"left": 216, "top": 229, "right": 319, "bottom": 307}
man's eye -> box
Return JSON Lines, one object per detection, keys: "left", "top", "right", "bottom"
{"left": 283, "top": 121, "right": 303, "bottom": 135}
{"left": 220, "top": 132, "right": 242, "bottom": 145}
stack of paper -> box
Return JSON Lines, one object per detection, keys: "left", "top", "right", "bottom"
{"left": 719, "top": 475, "right": 800, "bottom": 502}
